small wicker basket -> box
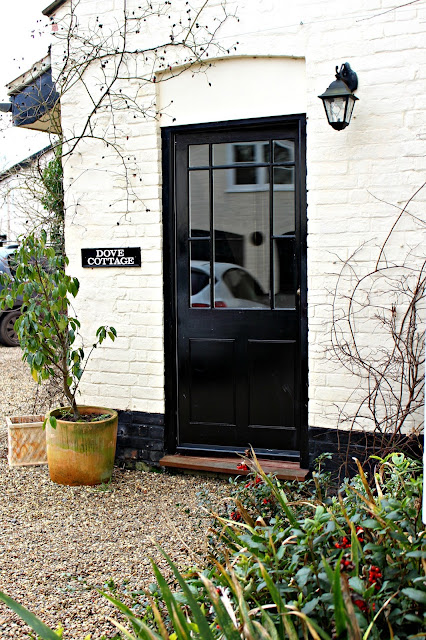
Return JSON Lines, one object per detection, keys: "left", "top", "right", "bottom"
{"left": 6, "top": 415, "right": 47, "bottom": 467}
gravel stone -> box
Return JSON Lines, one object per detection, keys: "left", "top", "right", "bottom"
{"left": 0, "top": 345, "right": 228, "bottom": 639}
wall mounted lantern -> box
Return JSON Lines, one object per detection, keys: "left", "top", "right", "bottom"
{"left": 318, "top": 63, "right": 358, "bottom": 130}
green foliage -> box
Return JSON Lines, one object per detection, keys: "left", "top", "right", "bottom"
{"left": 0, "top": 231, "right": 116, "bottom": 420}
{"left": 41, "top": 147, "right": 64, "bottom": 251}
{"left": 0, "top": 589, "right": 63, "bottom": 639}
{"left": 127, "top": 452, "right": 425, "bottom": 639}
{"left": 0, "top": 454, "right": 423, "bottom": 638}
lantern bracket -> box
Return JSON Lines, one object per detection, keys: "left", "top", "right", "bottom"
{"left": 336, "top": 62, "right": 358, "bottom": 92}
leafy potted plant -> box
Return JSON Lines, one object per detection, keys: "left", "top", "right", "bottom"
{"left": 0, "top": 231, "right": 118, "bottom": 486}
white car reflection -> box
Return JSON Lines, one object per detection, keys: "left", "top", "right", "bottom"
{"left": 191, "top": 261, "right": 268, "bottom": 309}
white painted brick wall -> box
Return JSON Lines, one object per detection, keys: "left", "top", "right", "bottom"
{"left": 49, "top": 0, "right": 426, "bottom": 433}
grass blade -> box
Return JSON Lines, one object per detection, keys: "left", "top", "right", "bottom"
{"left": 156, "top": 547, "right": 215, "bottom": 640}
{"left": 107, "top": 617, "right": 141, "bottom": 639}
{"left": 150, "top": 560, "right": 192, "bottom": 640}
{"left": 0, "top": 590, "right": 61, "bottom": 640}
{"left": 322, "top": 557, "right": 347, "bottom": 637}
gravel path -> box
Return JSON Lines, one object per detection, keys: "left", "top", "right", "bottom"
{"left": 0, "top": 345, "right": 228, "bottom": 639}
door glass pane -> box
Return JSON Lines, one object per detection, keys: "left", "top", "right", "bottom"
{"left": 273, "top": 140, "right": 294, "bottom": 163}
{"left": 190, "top": 240, "right": 211, "bottom": 308}
{"left": 273, "top": 167, "right": 295, "bottom": 236}
{"left": 213, "top": 169, "right": 269, "bottom": 309}
{"left": 189, "top": 170, "right": 209, "bottom": 237}
{"left": 189, "top": 144, "right": 209, "bottom": 167}
{"left": 212, "top": 141, "right": 268, "bottom": 166}
{"left": 274, "top": 236, "right": 296, "bottom": 309}
{"left": 212, "top": 143, "right": 228, "bottom": 165}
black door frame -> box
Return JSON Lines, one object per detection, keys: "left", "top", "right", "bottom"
{"left": 162, "top": 114, "right": 308, "bottom": 468}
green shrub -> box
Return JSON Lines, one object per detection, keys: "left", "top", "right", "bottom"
{"left": 0, "top": 231, "right": 116, "bottom": 421}
{"left": 203, "top": 452, "right": 425, "bottom": 639}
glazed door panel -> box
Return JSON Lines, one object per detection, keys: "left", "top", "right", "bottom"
{"left": 171, "top": 119, "right": 307, "bottom": 459}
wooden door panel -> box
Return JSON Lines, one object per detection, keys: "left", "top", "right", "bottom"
{"left": 248, "top": 340, "right": 296, "bottom": 428}
{"left": 189, "top": 339, "right": 236, "bottom": 426}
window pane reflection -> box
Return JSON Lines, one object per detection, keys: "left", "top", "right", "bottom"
{"left": 213, "top": 169, "right": 269, "bottom": 309}
{"left": 235, "top": 167, "right": 257, "bottom": 185}
{"left": 273, "top": 140, "right": 294, "bottom": 163}
{"left": 274, "top": 236, "right": 296, "bottom": 309}
{"left": 189, "top": 171, "right": 209, "bottom": 237}
{"left": 212, "top": 141, "right": 268, "bottom": 166}
{"left": 190, "top": 241, "right": 211, "bottom": 308}
{"left": 273, "top": 167, "right": 295, "bottom": 236}
{"left": 189, "top": 144, "right": 209, "bottom": 167}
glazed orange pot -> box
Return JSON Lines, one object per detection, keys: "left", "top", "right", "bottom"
{"left": 45, "top": 406, "right": 118, "bottom": 486}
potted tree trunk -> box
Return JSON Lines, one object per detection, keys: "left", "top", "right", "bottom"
{"left": 0, "top": 232, "right": 118, "bottom": 485}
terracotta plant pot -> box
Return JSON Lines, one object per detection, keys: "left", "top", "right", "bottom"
{"left": 45, "top": 406, "right": 118, "bottom": 486}
{"left": 6, "top": 415, "right": 47, "bottom": 467}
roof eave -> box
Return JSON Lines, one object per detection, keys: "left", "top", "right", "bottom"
{"left": 7, "top": 53, "right": 52, "bottom": 96}
{"left": 42, "top": 0, "right": 68, "bottom": 17}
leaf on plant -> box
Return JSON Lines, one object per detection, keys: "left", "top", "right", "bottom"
{"left": 360, "top": 519, "right": 381, "bottom": 529}
{"left": 49, "top": 415, "right": 57, "bottom": 429}
{"left": 58, "top": 282, "right": 67, "bottom": 298}
{"left": 348, "top": 576, "right": 365, "bottom": 596}
{"left": 0, "top": 589, "right": 60, "bottom": 639}
{"left": 401, "top": 588, "right": 426, "bottom": 605}
{"left": 406, "top": 551, "right": 426, "bottom": 559}
{"left": 295, "top": 566, "right": 312, "bottom": 589}
{"left": 301, "top": 597, "right": 320, "bottom": 616}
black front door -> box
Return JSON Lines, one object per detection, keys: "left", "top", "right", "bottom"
{"left": 166, "top": 117, "right": 307, "bottom": 460}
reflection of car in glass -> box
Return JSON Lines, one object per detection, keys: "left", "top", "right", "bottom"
{"left": 191, "top": 261, "right": 268, "bottom": 308}
{"left": 0, "top": 244, "right": 21, "bottom": 346}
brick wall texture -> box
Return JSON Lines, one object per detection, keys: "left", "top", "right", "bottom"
{"left": 49, "top": 0, "right": 426, "bottom": 443}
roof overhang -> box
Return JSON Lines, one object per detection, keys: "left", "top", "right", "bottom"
{"left": 5, "top": 53, "right": 61, "bottom": 134}
{"left": 42, "top": 0, "right": 68, "bottom": 17}
{"left": 7, "top": 53, "right": 52, "bottom": 95}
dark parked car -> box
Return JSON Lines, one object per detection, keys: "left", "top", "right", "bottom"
{"left": 0, "top": 244, "right": 21, "bottom": 346}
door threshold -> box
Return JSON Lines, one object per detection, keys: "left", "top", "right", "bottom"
{"left": 159, "top": 454, "right": 309, "bottom": 480}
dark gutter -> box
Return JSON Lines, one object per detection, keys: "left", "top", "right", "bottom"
{"left": 42, "top": 0, "right": 68, "bottom": 16}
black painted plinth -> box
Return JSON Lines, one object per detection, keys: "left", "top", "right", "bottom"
{"left": 116, "top": 410, "right": 165, "bottom": 466}
{"left": 309, "top": 426, "right": 422, "bottom": 482}
{"left": 113, "top": 414, "right": 422, "bottom": 477}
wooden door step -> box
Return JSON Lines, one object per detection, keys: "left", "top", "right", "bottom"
{"left": 159, "top": 454, "right": 309, "bottom": 481}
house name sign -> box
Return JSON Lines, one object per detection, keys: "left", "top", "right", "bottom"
{"left": 81, "top": 247, "right": 141, "bottom": 268}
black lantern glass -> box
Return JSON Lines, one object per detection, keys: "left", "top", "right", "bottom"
{"left": 318, "top": 63, "right": 358, "bottom": 131}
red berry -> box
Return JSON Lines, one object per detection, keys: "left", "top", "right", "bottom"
{"left": 356, "top": 526, "right": 365, "bottom": 541}
{"left": 334, "top": 535, "right": 351, "bottom": 549}
{"left": 237, "top": 463, "right": 249, "bottom": 471}
{"left": 353, "top": 598, "right": 368, "bottom": 613}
